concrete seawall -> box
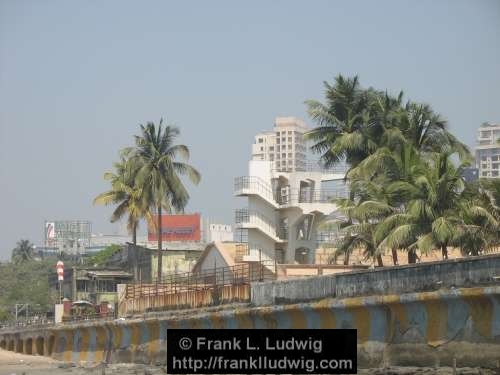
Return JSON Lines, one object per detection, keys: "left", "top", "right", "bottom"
{"left": 251, "top": 254, "right": 500, "bottom": 305}
{"left": 1, "top": 285, "right": 500, "bottom": 368}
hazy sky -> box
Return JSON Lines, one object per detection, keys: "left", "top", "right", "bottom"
{"left": 1, "top": 0, "right": 499, "bottom": 260}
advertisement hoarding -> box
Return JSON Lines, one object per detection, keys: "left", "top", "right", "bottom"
{"left": 148, "top": 213, "right": 201, "bottom": 242}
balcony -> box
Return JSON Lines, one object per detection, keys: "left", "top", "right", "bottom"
{"left": 272, "top": 161, "right": 348, "bottom": 174}
{"left": 234, "top": 176, "right": 277, "bottom": 207}
{"left": 235, "top": 209, "right": 287, "bottom": 242}
{"left": 275, "top": 187, "right": 348, "bottom": 206}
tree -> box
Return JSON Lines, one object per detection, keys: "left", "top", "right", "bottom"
{"left": 305, "top": 75, "right": 380, "bottom": 172}
{"left": 332, "top": 180, "right": 394, "bottom": 267}
{"left": 377, "top": 151, "right": 469, "bottom": 262}
{"left": 94, "top": 150, "right": 152, "bottom": 245}
{"left": 11, "top": 239, "right": 35, "bottom": 264}
{"left": 132, "top": 119, "right": 200, "bottom": 282}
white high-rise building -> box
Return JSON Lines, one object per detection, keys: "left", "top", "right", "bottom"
{"left": 251, "top": 117, "right": 308, "bottom": 172}
{"left": 476, "top": 122, "right": 500, "bottom": 178}
{"left": 235, "top": 117, "right": 347, "bottom": 271}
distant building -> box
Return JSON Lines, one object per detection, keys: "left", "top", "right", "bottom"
{"left": 251, "top": 117, "right": 308, "bottom": 172}
{"left": 475, "top": 122, "right": 500, "bottom": 178}
{"left": 49, "top": 267, "right": 133, "bottom": 305}
{"left": 106, "top": 243, "right": 204, "bottom": 282}
{"left": 206, "top": 223, "right": 233, "bottom": 242}
{"left": 462, "top": 167, "right": 479, "bottom": 183}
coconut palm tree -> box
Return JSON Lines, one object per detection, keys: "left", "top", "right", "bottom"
{"left": 378, "top": 150, "right": 469, "bottom": 262}
{"left": 305, "top": 75, "right": 381, "bottom": 172}
{"left": 94, "top": 151, "right": 152, "bottom": 245}
{"left": 132, "top": 119, "right": 200, "bottom": 282}
{"left": 332, "top": 180, "right": 394, "bottom": 267}
{"left": 398, "top": 102, "right": 470, "bottom": 160}
{"left": 11, "top": 239, "right": 35, "bottom": 264}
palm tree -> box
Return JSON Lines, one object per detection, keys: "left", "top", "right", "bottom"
{"left": 399, "top": 102, "right": 470, "bottom": 160}
{"left": 332, "top": 181, "right": 394, "bottom": 267}
{"left": 94, "top": 151, "right": 152, "bottom": 245}
{"left": 378, "top": 151, "right": 468, "bottom": 262}
{"left": 305, "top": 75, "right": 379, "bottom": 172}
{"left": 132, "top": 119, "right": 200, "bottom": 282}
{"left": 11, "top": 239, "right": 35, "bottom": 264}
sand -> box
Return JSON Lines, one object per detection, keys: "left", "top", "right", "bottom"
{"left": 1, "top": 349, "right": 498, "bottom": 375}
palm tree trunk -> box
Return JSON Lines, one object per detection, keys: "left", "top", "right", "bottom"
{"left": 343, "top": 251, "right": 350, "bottom": 265}
{"left": 157, "top": 205, "right": 162, "bottom": 282}
{"left": 391, "top": 248, "right": 398, "bottom": 265}
{"left": 441, "top": 245, "right": 448, "bottom": 260}
{"left": 376, "top": 254, "right": 384, "bottom": 267}
{"left": 408, "top": 249, "right": 417, "bottom": 264}
{"left": 132, "top": 223, "right": 137, "bottom": 246}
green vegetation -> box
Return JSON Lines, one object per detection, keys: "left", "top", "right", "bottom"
{"left": 85, "top": 244, "right": 122, "bottom": 266}
{"left": 11, "top": 239, "right": 35, "bottom": 264}
{"left": 94, "top": 119, "right": 200, "bottom": 281}
{"left": 307, "top": 75, "right": 500, "bottom": 265}
{"left": 0, "top": 252, "right": 67, "bottom": 322}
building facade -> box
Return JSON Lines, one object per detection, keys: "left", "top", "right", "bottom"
{"left": 235, "top": 117, "right": 347, "bottom": 272}
{"left": 251, "top": 117, "right": 308, "bottom": 172}
{"left": 476, "top": 122, "right": 500, "bottom": 178}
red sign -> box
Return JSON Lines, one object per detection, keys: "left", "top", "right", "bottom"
{"left": 148, "top": 213, "right": 201, "bottom": 242}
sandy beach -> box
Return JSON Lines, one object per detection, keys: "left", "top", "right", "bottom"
{"left": 1, "top": 349, "right": 499, "bottom": 375}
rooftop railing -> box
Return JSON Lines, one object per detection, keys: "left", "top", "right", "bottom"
{"left": 276, "top": 187, "right": 349, "bottom": 205}
{"left": 235, "top": 209, "right": 287, "bottom": 240}
{"left": 234, "top": 176, "right": 275, "bottom": 203}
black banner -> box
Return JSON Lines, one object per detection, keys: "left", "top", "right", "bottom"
{"left": 167, "top": 329, "right": 357, "bottom": 374}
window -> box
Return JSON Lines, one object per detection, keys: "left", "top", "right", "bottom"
{"left": 282, "top": 153, "right": 286, "bottom": 158}
{"left": 288, "top": 153, "right": 292, "bottom": 158}
{"left": 481, "top": 131, "right": 492, "bottom": 138}
{"left": 288, "top": 137, "right": 292, "bottom": 142}
{"left": 260, "top": 147, "right": 264, "bottom": 151}
{"left": 258, "top": 138, "right": 263, "bottom": 143}
{"left": 269, "top": 146, "right": 274, "bottom": 151}
{"left": 282, "top": 138, "right": 286, "bottom": 143}
{"left": 276, "top": 138, "right": 280, "bottom": 144}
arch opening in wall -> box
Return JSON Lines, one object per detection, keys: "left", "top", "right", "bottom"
{"left": 8, "top": 340, "right": 14, "bottom": 351}
{"left": 36, "top": 337, "right": 44, "bottom": 355}
{"left": 48, "top": 335, "right": 55, "bottom": 355}
{"left": 295, "top": 247, "right": 311, "bottom": 264}
{"left": 25, "top": 338, "right": 33, "bottom": 354}
{"left": 15, "top": 339, "right": 23, "bottom": 353}
{"left": 0, "top": 340, "right": 6, "bottom": 349}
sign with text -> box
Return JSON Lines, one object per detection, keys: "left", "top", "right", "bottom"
{"left": 167, "top": 329, "right": 357, "bottom": 374}
{"left": 148, "top": 213, "right": 201, "bottom": 242}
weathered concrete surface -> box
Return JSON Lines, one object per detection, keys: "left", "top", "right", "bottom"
{"left": 251, "top": 254, "right": 500, "bottom": 306}
{"left": 2, "top": 285, "right": 500, "bottom": 369}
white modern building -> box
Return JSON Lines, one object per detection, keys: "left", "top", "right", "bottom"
{"left": 476, "top": 122, "right": 500, "bottom": 178}
{"left": 251, "top": 117, "right": 308, "bottom": 172}
{"left": 235, "top": 117, "right": 347, "bottom": 270}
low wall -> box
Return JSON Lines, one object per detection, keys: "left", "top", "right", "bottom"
{"left": 2, "top": 285, "right": 500, "bottom": 368}
{"left": 118, "top": 284, "right": 250, "bottom": 316}
{"left": 252, "top": 254, "right": 500, "bottom": 306}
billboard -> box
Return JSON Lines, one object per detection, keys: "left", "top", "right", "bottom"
{"left": 148, "top": 213, "right": 201, "bottom": 242}
{"left": 46, "top": 222, "right": 55, "bottom": 239}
